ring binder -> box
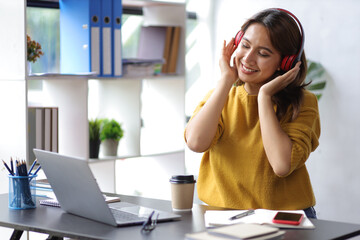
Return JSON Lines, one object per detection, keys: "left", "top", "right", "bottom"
{"left": 90, "top": 0, "right": 101, "bottom": 75}
{"left": 113, "top": 0, "right": 123, "bottom": 77}
{"left": 101, "top": 0, "right": 113, "bottom": 77}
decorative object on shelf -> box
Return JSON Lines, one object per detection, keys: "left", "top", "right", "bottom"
{"left": 28, "top": 107, "right": 59, "bottom": 164}
{"left": 305, "top": 60, "right": 327, "bottom": 100}
{"left": 137, "top": 26, "right": 181, "bottom": 74}
{"left": 122, "top": 58, "right": 164, "bottom": 78}
{"left": 27, "top": 35, "right": 44, "bottom": 63}
{"left": 89, "top": 118, "right": 103, "bottom": 159}
{"left": 27, "top": 34, "right": 44, "bottom": 74}
{"left": 100, "top": 119, "right": 124, "bottom": 156}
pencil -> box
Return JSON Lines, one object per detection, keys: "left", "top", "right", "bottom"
{"left": 22, "top": 160, "right": 28, "bottom": 176}
{"left": 33, "top": 166, "right": 42, "bottom": 176}
{"left": 2, "top": 160, "right": 14, "bottom": 176}
{"left": 15, "top": 160, "right": 19, "bottom": 176}
{"left": 10, "top": 157, "right": 14, "bottom": 175}
{"left": 28, "top": 159, "right": 37, "bottom": 175}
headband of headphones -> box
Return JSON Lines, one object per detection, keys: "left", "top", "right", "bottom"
{"left": 234, "top": 8, "right": 304, "bottom": 71}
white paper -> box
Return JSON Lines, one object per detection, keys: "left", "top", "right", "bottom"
{"left": 204, "top": 209, "right": 315, "bottom": 229}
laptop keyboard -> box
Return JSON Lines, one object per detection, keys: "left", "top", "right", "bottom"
{"left": 110, "top": 208, "right": 147, "bottom": 223}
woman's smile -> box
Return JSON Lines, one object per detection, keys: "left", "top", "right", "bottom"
{"left": 240, "top": 63, "right": 259, "bottom": 74}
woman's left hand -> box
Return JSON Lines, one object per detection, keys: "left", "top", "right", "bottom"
{"left": 258, "top": 62, "right": 301, "bottom": 177}
{"left": 259, "top": 62, "right": 301, "bottom": 97}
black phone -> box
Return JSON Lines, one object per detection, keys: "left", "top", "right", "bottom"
{"left": 272, "top": 212, "right": 304, "bottom": 225}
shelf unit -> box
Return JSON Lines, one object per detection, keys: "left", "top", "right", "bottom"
{"left": 25, "top": 0, "right": 187, "bottom": 193}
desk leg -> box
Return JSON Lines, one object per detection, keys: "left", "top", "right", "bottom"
{"left": 46, "top": 236, "right": 63, "bottom": 240}
{"left": 10, "top": 230, "right": 23, "bottom": 240}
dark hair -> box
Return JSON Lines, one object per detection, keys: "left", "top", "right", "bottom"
{"left": 238, "top": 8, "right": 308, "bottom": 121}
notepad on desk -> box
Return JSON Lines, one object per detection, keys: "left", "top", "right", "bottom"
{"left": 204, "top": 209, "right": 315, "bottom": 229}
{"left": 40, "top": 195, "right": 121, "bottom": 208}
{"left": 34, "top": 178, "right": 51, "bottom": 189}
{"left": 186, "top": 224, "right": 285, "bottom": 240}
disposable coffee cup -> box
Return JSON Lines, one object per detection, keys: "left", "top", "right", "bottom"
{"left": 169, "top": 175, "right": 196, "bottom": 211}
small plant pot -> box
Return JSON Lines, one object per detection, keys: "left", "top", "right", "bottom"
{"left": 89, "top": 139, "right": 101, "bottom": 159}
{"left": 102, "top": 139, "right": 119, "bottom": 156}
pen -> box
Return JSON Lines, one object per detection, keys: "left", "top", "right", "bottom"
{"left": 2, "top": 160, "right": 14, "bottom": 176}
{"left": 229, "top": 209, "right": 255, "bottom": 220}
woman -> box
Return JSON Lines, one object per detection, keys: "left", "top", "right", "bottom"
{"left": 184, "top": 8, "right": 320, "bottom": 218}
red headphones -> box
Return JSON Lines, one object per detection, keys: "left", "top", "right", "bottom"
{"left": 234, "top": 8, "right": 304, "bottom": 72}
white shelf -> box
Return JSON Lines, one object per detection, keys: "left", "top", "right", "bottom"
{"left": 123, "top": 0, "right": 185, "bottom": 8}
{"left": 27, "top": 73, "right": 184, "bottom": 81}
{"left": 26, "top": 1, "right": 186, "bottom": 160}
{"left": 88, "top": 149, "right": 184, "bottom": 163}
{"left": 27, "top": 72, "right": 96, "bottom": 80}
{"left": 0, "top": 1, "right": 187, "bottom": 194}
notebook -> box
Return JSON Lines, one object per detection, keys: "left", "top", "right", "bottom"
{"left": 39, "top": 194, "right": 121, "bottom": 208}
{"left": 33, "top": 149, "right": 181, "bottom": 227}
{"left": 186, "top": 223, "right": 285, "bottom": 240}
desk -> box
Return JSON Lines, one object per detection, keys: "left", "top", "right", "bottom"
{"left": 0, "top": 193, "right": 360, "bottom": 240}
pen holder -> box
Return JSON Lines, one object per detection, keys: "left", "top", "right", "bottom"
{"left": 8, "top": 174, "right": 37, "bottom": 209}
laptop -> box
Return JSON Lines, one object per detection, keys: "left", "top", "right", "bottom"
{"left": 33, "top": 149, "right": 181, "bottom": 227}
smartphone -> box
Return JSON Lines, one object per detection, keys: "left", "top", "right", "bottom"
{"left": 272, "top": 212, "right": 304, "bottom": 225}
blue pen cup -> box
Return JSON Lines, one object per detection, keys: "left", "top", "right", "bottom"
{"left": 8, "top": 175, "right": 37, "bottom": 209}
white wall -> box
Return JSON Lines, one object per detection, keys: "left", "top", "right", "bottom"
{"left": 0, "top": 1, "right": 27, "bottom": 194}
{"left": 204, "top": 0, "right": 360, "bottom": 224}
{"left": 115, "top": 151, "right": 186, "bottom": 200}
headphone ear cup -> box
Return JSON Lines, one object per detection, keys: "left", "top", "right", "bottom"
{"left": 234, "top": 30, "right": 244, "bottom": 48}
{"left": 281, "top": 54, "right": 297, "bottom": 71}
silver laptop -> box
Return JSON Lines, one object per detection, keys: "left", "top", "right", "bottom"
{"left": 33, "top": 149, "right": 181, "bottom": 227}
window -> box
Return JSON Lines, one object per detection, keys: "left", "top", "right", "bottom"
{"left": 121, "top": 14, "right": 143, "bottom": 58}
{"left": 26, "top": 6, "right": 60, "bottom": 74}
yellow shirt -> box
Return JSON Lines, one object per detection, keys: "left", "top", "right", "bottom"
{"left": 188, "top": 85, "right": 320, "bottom": 210}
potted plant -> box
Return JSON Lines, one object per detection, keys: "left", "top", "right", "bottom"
{"left": 27, "top": 34, "right": 44, "bottom": 74}
{"left": 89, "top": 118, "right": 102, "bottom": 158}
{"left": 305, "top": 60, "right": 327, "bottom": 100}
{"left": 100, "top": 119, "right": 124, "bottom": 156}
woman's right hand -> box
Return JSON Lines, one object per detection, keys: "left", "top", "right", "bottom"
{"left": 219, "top": 38, "right": 238, "bottom": 84}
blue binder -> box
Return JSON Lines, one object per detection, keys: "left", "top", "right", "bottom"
{"left": 89, "top": 0, "right": 101, "bottom": 76}
{"left": 112, "top": 0, "right": 123, "bottom": 77}
{"left": 59, "top": 0, "right": 91, "bottom": 74}
{"left": 101, "top": 0, "right": 113, "bottom": 77}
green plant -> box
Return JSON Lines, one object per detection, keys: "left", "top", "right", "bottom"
{"left": 89, "top": 118, "right": 102, "bottom": 141}
{"left": 305, "top": 60, "right": 327, "bottom": 100}
{"left": 100, "top": 119, "right": 124, "bottom": 141}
